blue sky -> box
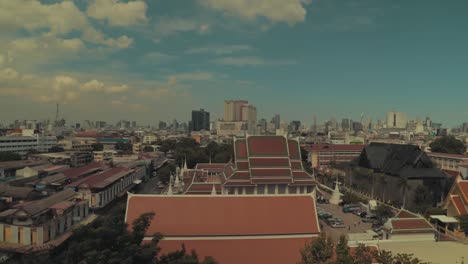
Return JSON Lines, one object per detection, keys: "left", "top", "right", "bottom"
{"left": 0, "top": 0, "right": 467, "bottom": 127}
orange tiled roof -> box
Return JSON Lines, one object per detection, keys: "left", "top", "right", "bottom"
{"left": 156, "top": 237, "right": 313, "bottom": 264}
{"left": 288, "top": 139, "right": 301, "bottom": 160}
{"left": 395, "top": 210, "right": 419, "bottom": 219}
{"left": 247, "top": 136, "right": 288, "bottom": 156}
{"left": 457, "top": 181, "right": 468, "bottom": 203}
{"left": 391, "top": 219, "right": 433, "bottom": 230}
{"left": 451, "top": 195, "right": 467, "bottom": 215}
{"left": 126, "top": 195, "right": 320, "bottom": 237}
{"left": 235, "top": 139, "right": 248, "bottom": 159}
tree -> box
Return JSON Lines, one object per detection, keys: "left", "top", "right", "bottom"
{"left": 159, "top": 140, "right": 176, "bottom": 155}
{"left": 373, "top": 250, "right": 394, "bottom": 264}
{"left": 0, "top": 152, "right": 21, "bottom": 161}
{"left": 157, "top": 164, "right": 176, "bottom": 184}
{"left": 378, "top": 173, "right": 388, "bottom": 202}
{"left": 340, "top": 191, "right": 365, "bottom": 205}
{"left": 299, "top": 232, "right": 333, "bottom": 264}
{"left": 91, "top": 143, "right": 104, "bottom": 151}
{"left": 300, "top": 147, "right": 309, "bottom": 162}
{"left": 412, "top": 185, "right": 433, "bottom": 213}
{"left": 352, "top": 244, "right": 373, "bottom": 264}
{"left": 429, "top": 135, "right": 466, "bottom": 155}
{"left": 375, "top": 204, "right": 394, "bottom": 223}
{"left": 143, "top": 146, "right": 154, "bottom": 153}
{"left": 457, "top": 214, "right": 468, "bottom": 235}
{"left": 367, "top": 169, "right": 375, "bottom": 198}
{"left": 397, "top": 176, "right": 411, "bottom": 209}
{"left": 49, "top": 146, "right": 65, "bottom": 153}
{"left": 115, "top": 142, "right": 133, "bottom": 152}
{"left": 336, "top": 235, "right": 353, "bottom": 264}
{"left": 393, "top": 253, "right": 426, "bottom": 264}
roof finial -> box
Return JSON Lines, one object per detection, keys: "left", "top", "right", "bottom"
{"left": 211, "top": 184, "right": 217, "bottom": 195}
{"left": 183, "top": 155, "right": 188, "bottom": 170}
{"left": 168, "top": 174, "right": 173, "bottom": 195}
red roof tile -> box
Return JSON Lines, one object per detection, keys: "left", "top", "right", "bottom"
{"left": 247, "top": 136, "right": 288, "bottom": 157}
{"left": 157, "top": 237, "right": 313, "bottom": 264}
{"left": 395, "top": 210, "right": 419, "bottom": 219}
{"left": 195, "top": 164, "right": 226, "bottom": 170}
{"left": 307, "top": 144, "right": 366, "bottom": 152}
{"left": 291, "top": 161, "right": 303, "bottom": 170}
{"left": 68, "top": 166, "right": 130, "bottom": 189}
{"left": 288, "top": 139, "right": 301, "bottom": 160}
{"left": 251, "top": 168, "right": 292, "bottom": 177}
{"left": 293, "top": 171, "right": 310, "bottom": 178}
{"left": 229, "top": 171, "right": 250, "bottom": 180}
{"left": 391, "top": 219, "right": 433, "bottom": 230}
{"left": 428, "top": 152, "right": 468, "bottom": 159}
{"left": 457, "top": 181, "right": 468, "bottom": 203}
{"left": 249, "top": 158, "right": 290, "bottom": 167}
{"left": 126, "top": 195, "right": 320, "bottom": 236}
{"left": 451, "top": 195, "right": 467, "bottom": 215}
{"left": 235, "top": 139, "right": 248, "bottom": 159}
{"left": 251, "top": 178, "right": 292, "bottom": 183}
{"left": 236, "top": 161, "right": 249, "bottom": 170}
{"left": 62, "top": 162, "right": 105, "bottom": 179}
{"left": 443, "top": 169, "right": 461, "bottom": 178}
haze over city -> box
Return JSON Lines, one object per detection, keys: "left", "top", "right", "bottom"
{"left": 2, "top": 1, "right": 468, "bottom": 264}
{"left": 1, "top": 0, "right": 468, "bottom": 126}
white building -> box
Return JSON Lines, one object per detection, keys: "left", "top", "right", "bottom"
{"left": 142, "top": 134, "right": 157, "bottom": 144}
{"left": 386, "top": 111, "right": 407, "bottom": 129}
{"left": 0, "top": 132, "right": 57, "bottom": 155}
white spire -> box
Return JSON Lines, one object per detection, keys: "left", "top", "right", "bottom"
{"left": 174, "top": 170, "right": 181, "bottom": 188}
{"left": 167, "top": 174, "right": 173, "bottom": 195}
{"left": 183, "top": 156, "right": 188, "bottom": 170}
{"left": 211, "top": 184, "right": 217, "bottom": 195}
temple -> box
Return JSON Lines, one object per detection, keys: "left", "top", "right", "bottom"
{"left": 181, "top": 135, "right": 318, "bottom": 195}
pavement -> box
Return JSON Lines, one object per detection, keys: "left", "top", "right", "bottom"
{"left": 317, "top": 203, "right": 373, "bottom": 242}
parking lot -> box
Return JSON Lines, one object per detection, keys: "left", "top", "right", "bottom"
{"left": 317, "top": 203, "right": 373, "bottom": 241}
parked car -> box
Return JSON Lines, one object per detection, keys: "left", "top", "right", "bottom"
{"left": 319, "top": 212, "right": 333, "bottom": 219}
{"left": 343, "top": 206, "right": 361, "bottom": 213}
{"left": 332, "top": 221, "right": 346, "bottom": 228}
{"left": 358, "top": 211, "right": 368, "bottom": 218}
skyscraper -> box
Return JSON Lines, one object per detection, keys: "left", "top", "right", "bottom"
{"left": 223, "top": 100, "right": 249, "bottom": 121}
{"left": 191, "top": 109, "right": 210, "bottom": 131}
{"left": 273, "top": 114, "right": 280, "bottom": 130}
{"left": 386, "top": 111, "right": 407, "bottom": 129}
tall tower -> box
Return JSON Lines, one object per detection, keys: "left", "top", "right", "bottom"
{"left": 55, "top": 103, "right": 60, "bottom": 128}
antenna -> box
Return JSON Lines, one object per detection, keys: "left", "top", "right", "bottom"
{"left": 55, "top": 103, "right": 60, "bottom": 127}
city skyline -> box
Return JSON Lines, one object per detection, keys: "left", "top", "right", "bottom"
{"left": 1, "top": 0, "right": 468, "bottom": 126}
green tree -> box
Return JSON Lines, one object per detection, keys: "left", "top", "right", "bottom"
{"left": 143, "top": 146, "right": 154, "bottom": 152}
{"left": 372, "top": 250, "right": 394, "bottom": 264}
{"left": 157, "top": 164, "right": 176, "bottom": 184}
{"left": 335, "top": 235, "right": 353, "bottom": 264}
{"left": 429, "top": 135, "right": 466, "bottom": 155}
{"left": 115, "top": 142, "right": 133, "bottom": 152}
{"left": 393, "top": 253, "right": 426, "bottom": 264}
{"left": 0, "top": 152, "right": 21, "bottom": 161}
{"left": 352, "top": 244, "right": 373, "bottom": 264}
{"left": 412, "top": 185, "right": 433, "bottom": 213}
{"left": 397, "top": 176, "right": 411, "bottom": 209}
{"left": 91, "top": 143, "right": 104, "bottom": 151}
{"left": 299, "top": 233, "right": 333, "bottom": 264}
{"left": 378, "top": 173, "right": 388, "bottom": 202}
{"left": 159, "top": 140, "right": 176, "bottom": 155}
{"left": 367, "top": 169, "right": 375, "bottom": 198}
{"left": 375, "top": 204, "right": 394, "bottom": 223}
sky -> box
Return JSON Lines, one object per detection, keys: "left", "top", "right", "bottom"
{"left": 0, "top": 0, "right": 468, "bottom": 127}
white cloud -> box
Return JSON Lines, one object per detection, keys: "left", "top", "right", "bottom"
{"left": 87, "top": 0, "right": 148, "bottom": 26}
{"left": 155, "top": 17, "right": 211, "bottom": 36}
{"left": 80, "top": 79, "right": 105, "bottom": 92}
{"left": 186, "top": 45, "right": 252, "bottom": 55}
{"left": 0, "top": 0, "right": 133, "bottom": 49}
{"left": 106, "top": 84, "right": 129, "bottom": 93}
{"left": 170, "top": 72, "right": 214, "bottom": 81}
{"left": 141, "top": 52, "right": 176, "bottom": 64}
{"left": 198, "top": 0, "right": 311, "bottom": 25}
{"left": 213, "top": 56, "right": 296, "bottom": 66}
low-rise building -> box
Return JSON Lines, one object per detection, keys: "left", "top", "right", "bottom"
{"left": 305, "top": 144, "right": 366, "bottom": 168}
{"left": 70, "top": 152, "right": 94, "bottom": 167}
{"left": 93, "top": 150, "right": 115, "bottom": 162}
{"left": 0, "top": 189, "right": 90, "bottom": 249}
{"left": 382, "top": 210, "right": 435, "bottom": 242}
{"left": 68, "top": 164, "right": 145, "bottom": 209}
{"left": 142, "top": 134, "right": 157, "bottom": 144}
{"left": 125, "top": 194, "right": 320, "bottom": 264}
{"left": 427, "top": 152, "right": 468, "bottom": 172}
{"left": 0, "top": 134, "right": 57, "bottom": 155}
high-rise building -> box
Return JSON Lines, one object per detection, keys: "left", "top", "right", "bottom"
{"left": 132, "top": 121, "right": 137, "bottom": 128}
{"left": 386, "top": 111, "right": 407, "bottom": 129}
{"left": 223, "top": 100, "right": 249, "bottom": 121}
{"left": 218, "top": 100, "right": 257, "bottom": 135}
{"left": 158, "top": 121, "right": 167, "bottom": 130}
{"left": 290, "top": 121, "right": 301, "bottom": 132}
{"left": 341, "top": 118, "right": 351, "bottom": 131}
{"left": 273, "top": 114, "right": 280, "bottom": 130}
{"left": 462, "top": 122, "right": 468, "bottom": 133}
{"left": 191, "top": 108, "right": 210, "bottom": 131}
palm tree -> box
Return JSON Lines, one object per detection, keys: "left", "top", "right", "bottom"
{"left": 379, "top": 173, "right": 388, "bottom": 202}
{"left": 367, "top": 169, "right": 375, "bottom": 198}
{"left": 397, "top": 176, "right": 411, "bottom": 209}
